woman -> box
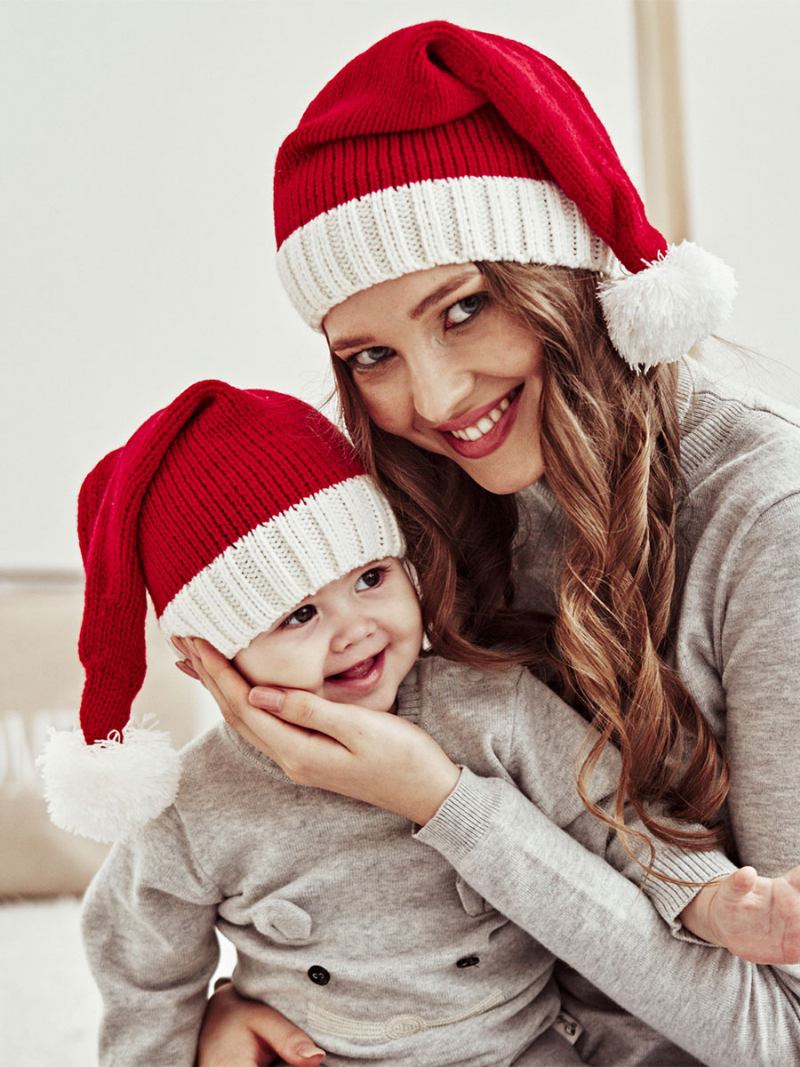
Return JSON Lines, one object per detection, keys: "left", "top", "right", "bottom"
{"left": 187, "top": 22, "right": 800, "bottom": 1066}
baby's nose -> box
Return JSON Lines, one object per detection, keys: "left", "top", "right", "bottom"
{"left": 330, "top": 617, "right": 374, "bottom": 653}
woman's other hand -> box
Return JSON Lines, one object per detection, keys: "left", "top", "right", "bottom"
{"left": 196, "top": 982, "right": 325, "bottom": 1066}
{"left": 177, "top": 638, "right": 460, "bottom": 825}
{"left": 680, "top": 864, "right": 800, "bottom": 964}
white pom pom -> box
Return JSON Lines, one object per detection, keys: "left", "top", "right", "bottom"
{"left": 598, "top": 241, "right": 737, "bottom": 370}
{"left": 38, "top": 725, "right": 181, "bottom": 842}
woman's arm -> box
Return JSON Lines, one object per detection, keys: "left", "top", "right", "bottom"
{"left": 717, "top": 495, "right": 800, "bottom": 876}
{"left": 184, "top": 639, "right": 800, "bottom": 1066}
{"left": 415, "top": 768, "right": 800, "bottom": 1067}
{"left": 501, "top": 666, "right": 800, "bottom": 965}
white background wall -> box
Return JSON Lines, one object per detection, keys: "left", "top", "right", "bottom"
{"left": 1, "top": 0, "right": 641, "bottom": 571}
{"left": 679, "top": 0, "right": 800, "bottom": 401}
{"left": 2, "top": 0, "right": 797, "bottom": 572}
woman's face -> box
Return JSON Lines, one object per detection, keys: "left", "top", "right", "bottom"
{"left": 324, "top": 264, "right": 545, "bottom": 495}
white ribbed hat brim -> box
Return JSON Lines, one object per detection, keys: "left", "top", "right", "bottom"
{"left": 158, "top": 475, "right": 405, "bottom": 657}
{"left": 276, "top": 174, "right": 623, "bottom": 329}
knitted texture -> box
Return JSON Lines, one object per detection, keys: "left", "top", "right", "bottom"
{"left": 274, "top": 21, "right": 661, "bottom": 323}
{"left": 76, "top": 380, "right": 404, "bottom": 748}
{"left": 278, "top": 176, "right": 622, "bottom": 330}
{"left": 159, "top": 475, "right": 403, "bottom": 658}
{"left": 273, "top": 20, "right": 735, "bottom": 366}
{"left": 41, "top": 380, "right": 404, "bottom": 841}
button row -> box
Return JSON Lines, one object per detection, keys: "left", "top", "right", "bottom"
{"left": 307, "top": 956, "right": 481, "bottom": 984}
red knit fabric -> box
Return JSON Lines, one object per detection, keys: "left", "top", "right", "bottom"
{"left": 274, "top": 20, "right": 666, "bottom": 274}
{"left": 77, "top": 381, "right": 364, "bottom": 745}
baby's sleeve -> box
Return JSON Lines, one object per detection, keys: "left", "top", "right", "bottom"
{"left": 82, "top": 805, "right": 221, "bottom": 1067}
{"left": 502, "top": 668, "right": 736, "bottom": 933}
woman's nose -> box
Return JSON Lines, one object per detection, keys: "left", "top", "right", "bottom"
{"left": 406, "top": 352, "right": 474, "bottom": 427}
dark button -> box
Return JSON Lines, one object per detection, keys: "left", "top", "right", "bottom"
{"left": 307, "top": 965, "right": 330, "bottom": 985}
{"left": 456, "top": 955, "right": 480, "bottom": 968}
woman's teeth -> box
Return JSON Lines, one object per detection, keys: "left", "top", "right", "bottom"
{"left": 449, "top": 392, "right": 515, "bottom": 442}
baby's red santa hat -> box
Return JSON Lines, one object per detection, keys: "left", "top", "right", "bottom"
{"left": 273, "top": 20, "right": 735, "bottom": 370}
{"left": 39, "top": 381, "right": 404, "bottom": 842}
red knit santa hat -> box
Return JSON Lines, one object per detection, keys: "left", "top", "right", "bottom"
{"left": 39, "top": 380, "right": 404, "bottom": 841}
{"left": 274, "top": 20, "right": 735, "bottom": 370}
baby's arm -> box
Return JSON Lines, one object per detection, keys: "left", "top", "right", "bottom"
{"left": 681, "top": 864, "right": 800, "bottom": 963}
{"left": 82, "top": 806, "right": 221, "bottom": 1067}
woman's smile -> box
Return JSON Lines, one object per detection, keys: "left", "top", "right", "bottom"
{"left": 435, "top": 384, "right": 523, "bottom": 459}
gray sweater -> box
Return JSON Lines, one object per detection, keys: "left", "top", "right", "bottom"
{"left": 415, "top": 356, "right": 800, "bottom": 1065}
{"left": 82, "top": 657, "right": 731, "bottom": 1067}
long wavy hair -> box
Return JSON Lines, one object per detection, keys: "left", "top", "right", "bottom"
{"left": 331, "top": 261, "right": 730, "bottom": 857}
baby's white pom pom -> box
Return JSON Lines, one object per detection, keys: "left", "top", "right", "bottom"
{"left": 38, "top": 725, "right": 181, "bottom": 842}
{"left": 598, "top": 241, "right": 737, "bottom": 370}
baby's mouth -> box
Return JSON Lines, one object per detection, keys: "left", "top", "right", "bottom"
{"left": 329, "top": 655, "right": 377, "bottom": 681}
{"left": 326, "top": 649, "right": 386, "bottom": 684}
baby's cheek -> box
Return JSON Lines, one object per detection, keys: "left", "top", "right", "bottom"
{"left": 234, "top": 645, "right": 322, "bottom": 692}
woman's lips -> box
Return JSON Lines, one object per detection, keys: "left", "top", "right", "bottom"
{"left": 438, "top": 386, "right": 523, "bottom": 459}
{"left": 326, "top": 649, "right": 386, "bottom": 692}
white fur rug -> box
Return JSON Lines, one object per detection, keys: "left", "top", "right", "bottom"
{"left": 0, "top": 898, "right": 101, "bottom": 1067}
{"left": 0, "top": 897, "right": 236, "bottom": 1066}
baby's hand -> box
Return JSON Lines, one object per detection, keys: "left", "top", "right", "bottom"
{"left": 685, "top": 865, "right": 800, "bottom": 964}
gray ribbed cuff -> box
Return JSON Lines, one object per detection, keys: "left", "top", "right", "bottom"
{"left": 645, "top": 845, "right": 737, "bottom": 938}
{"left": 413, "top": 767, "right": 504, "bottom": 863}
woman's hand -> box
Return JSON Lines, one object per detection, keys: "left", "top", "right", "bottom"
{"left": 176, "top": 638, "right": 461, "bottom": 825}
{"left": 196, "top": 982, "right": 325, "bottom": 1066}
{"left": 680, "top": 864, "right": 800, "bottom": 964}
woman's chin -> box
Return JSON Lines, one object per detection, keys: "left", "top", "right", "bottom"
{"left": 463, "top": 456, "right": 545, "bottom": 496}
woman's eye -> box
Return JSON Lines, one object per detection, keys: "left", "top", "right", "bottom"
{"left": 355, "top": 567, "right": 386, "bottom": 591}
{"left": 445, "top": 293, "right": 486, "bottom": 329}
{"left": 283, "top": 604, "right": 317, "bottom": 628}
{"left": 350, "top": 346, "right": 393, "bottom": 369}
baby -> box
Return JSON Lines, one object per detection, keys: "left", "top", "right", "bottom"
{"left": 41, "top": 381, "right": 800, "bottom": 1066}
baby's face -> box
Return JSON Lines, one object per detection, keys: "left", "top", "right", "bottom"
{"left": 233, "top": 558, "right": 423, "bottom": 713}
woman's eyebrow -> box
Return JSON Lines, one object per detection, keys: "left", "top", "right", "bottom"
{"left": 328, "top": 271, "right": 479, "bottom": 351}
{"left": 328, "top": 334, "right": 377, "bottom": 354}
{"left": 409, "top": 271, "right": 477, "bottom": 320}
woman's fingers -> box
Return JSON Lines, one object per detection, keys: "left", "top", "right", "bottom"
{"left": 174, "top": 659, "right": 200, "bottom": 681}
{"left": 784, "top": 864, "right": 800, "bottom": 891}
{"left": 186, "top": 638, "right": 249, "bottom": 723}
{"left": 180, "top": 638, "right": 275, "bottom": 756}
{"left": 196, "top": 983, "right": 325, "bottom": 1066}
{"left": 238, "top": 700, "right": 346, "bottom": 782}
{"left": 249, "top": 686, "right": 355, "bottom": 747}
{"left": 729, "top": 865, "right": 758, "bottom": 895}
{"left": 248, "top": 1007, "right": 326, "bottom": 1065}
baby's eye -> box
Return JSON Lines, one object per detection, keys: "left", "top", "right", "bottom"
{"left": 282, "top": 604, "right": 317, "bottom": 628}
{"left": 349, "top": 346, "right": 393, "bottom": 369}
{"left": 355, "top": 567, "right": 386, "bottom": 591}
{"left": 445, "top": 293, "right": 486, "bottom": 329}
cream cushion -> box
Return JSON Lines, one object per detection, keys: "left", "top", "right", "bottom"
{"left": 0, "top": 573, "right": 215, "bottom": 897}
